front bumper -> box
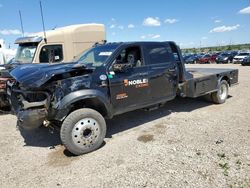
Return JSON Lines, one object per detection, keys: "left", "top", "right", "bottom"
{"left": 233, "top": 59, "right": 244, "bottom": 63}
{"left": 7, "top": 81, "right": 50, "bottom": 130}
{"left": 216, "top": 59, "right": 229, "bottom": 64}
{"left": 17, "top": 108, "right": 47, "bottom": 130}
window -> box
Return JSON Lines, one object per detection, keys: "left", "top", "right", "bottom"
{"left": 15, "top": 43, "right": 38, "bottom": 63}
{"left": 145, "top": 44, "right": 174, "bottom": 65}
{"left": 39, "top": 45, "right": 63, "bottom": 63}
{"left": 114, "top": 46, "right": 143, "bottom": 67}
{"left": 76, "top": 44, "right": 119, "bottom": 68}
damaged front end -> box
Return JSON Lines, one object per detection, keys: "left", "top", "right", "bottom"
{"left": 7, "top": 81, "right": 50, "bottom": 130}
{"left": 8, "top": 63, "right": 93, "bottom": 130}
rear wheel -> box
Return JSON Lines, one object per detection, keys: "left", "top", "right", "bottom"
{"left": 60, "top": 108, "right": 106, "bottom": 155}
{"left": 211, "top": 80, "right": 229, "bottom": 104}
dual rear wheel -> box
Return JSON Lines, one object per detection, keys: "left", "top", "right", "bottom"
{"left": 204, "top": 80, "right": 229, "bottom": 104}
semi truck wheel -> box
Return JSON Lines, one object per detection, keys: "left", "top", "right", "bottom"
{"left": 60, "top": 108, "right": 106, "bottom": 155}
{"left": 211, "top": 80, "right": 229, "bottom": 104}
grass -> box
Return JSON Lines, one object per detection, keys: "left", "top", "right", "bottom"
{"left": 219, "top": 162, "right": 230, "bottom": 176}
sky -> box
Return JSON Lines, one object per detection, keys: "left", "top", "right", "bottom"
{"left": 0, "top": 0, "right": 250, "bottom": 49}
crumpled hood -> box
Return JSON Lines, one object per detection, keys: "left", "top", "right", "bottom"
{"left": 0, "top": 63, "right": 21, "bottom": 78}
{"left": 10, "top": 62, "right": 92, "bottom": 88}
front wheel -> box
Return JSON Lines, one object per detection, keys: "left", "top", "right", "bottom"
{"left": 211, "top": 80, "right": 229, "bottom": 104}
{"left": 60, "top": 108, "right": 106, "bottom": 155}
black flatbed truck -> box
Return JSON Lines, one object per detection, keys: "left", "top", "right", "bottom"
{"left": 7, "top": 41, "right": 238, "bottom": 155}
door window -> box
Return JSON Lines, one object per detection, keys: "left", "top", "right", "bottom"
{"left": 39, "top": 45, "right": 63, "bottom": 63}
{"left": 144, "top": 44, "right": 174, "bottom": 65}
{"left": 114, "top": 46, "right": 143, "bottom": 68}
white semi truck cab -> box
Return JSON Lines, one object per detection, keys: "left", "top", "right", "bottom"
{"left": 14, "top": 23, "right": 106, "bottom": 64}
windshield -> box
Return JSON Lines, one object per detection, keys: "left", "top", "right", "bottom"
{"left": 76, "top": 44, "right": 120, "bottom": 68}
{"left": 15, "top": 43, "right": 38, "bottom": 63}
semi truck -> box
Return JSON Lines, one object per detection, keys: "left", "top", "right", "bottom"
{"left": 14, "top": 24, "right": 106, "bottom": 64}
{"left": 0, "top": 23, "right": 106, "bottom": 108}
{"left": 7, "top": 41, "right": 238, "bottom": 155}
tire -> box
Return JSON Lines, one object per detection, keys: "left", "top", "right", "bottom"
{"left": 0, "top": 94, "right": 9, "bottom": 109}
{"left": 60, "top": 108, "right": 106, "bottom": 155}
{"left": 211, "top": 80, "right": 229, "bottom": 104}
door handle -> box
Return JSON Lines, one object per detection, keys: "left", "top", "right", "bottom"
{"left": 99, "top": 81, "right": 108, "bottom": 87}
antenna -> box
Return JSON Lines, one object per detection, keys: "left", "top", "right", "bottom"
{"left": 19, "top": 10, "right": 24, "bottom": 37}
{"left": 39, "top": 1, "right": 47, "bottom": 43}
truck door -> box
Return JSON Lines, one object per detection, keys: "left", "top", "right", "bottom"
{"left": 108, "top": 46, "right": 150, "bottom": 114}
{"left": 143, "top": 43, "right": 178, "bottom": 101}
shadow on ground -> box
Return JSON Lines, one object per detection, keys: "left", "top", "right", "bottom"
{"left": 0, "top": 107, "right": 11, "bottom": 115}
{"left": 18, "top": 96, "right": 216, "bottom": 149}
{"left": 106, "top": 97, "right": 216, "bottom": 137}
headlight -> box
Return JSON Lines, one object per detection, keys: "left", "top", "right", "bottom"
{"left": 223, "top": 57, "right": 228, "bottom": 60}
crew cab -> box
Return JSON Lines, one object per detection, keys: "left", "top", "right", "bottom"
{"left": 7, "top": 41, "right": 238, "bottom": 155}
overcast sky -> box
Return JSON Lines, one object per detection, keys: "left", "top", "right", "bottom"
{"left": 0, "top": 0, "right": 250, "bottom": 48}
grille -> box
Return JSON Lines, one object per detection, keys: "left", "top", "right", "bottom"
{"left": 24, "top": 93, "right": 48, "bottom": 102}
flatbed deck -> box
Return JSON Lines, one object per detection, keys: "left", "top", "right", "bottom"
{"left": 186, "top": 68, "right": 238, "bottom": 79}
{"left": 182, "top": 68, "right": 238, "bottom": 98}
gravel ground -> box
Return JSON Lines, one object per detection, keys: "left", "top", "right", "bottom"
{"left": 0, "top": 64, "right": 249, "bottom": 188}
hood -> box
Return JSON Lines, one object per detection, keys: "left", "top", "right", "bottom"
{"left": 10, "top": 62, "right": 93, "bottom": 88}
{"left": 0, "top": 59, "right": 23, "bottom": 70}
{"left": 0, "top": 65, "right": 12, "bottom": 78}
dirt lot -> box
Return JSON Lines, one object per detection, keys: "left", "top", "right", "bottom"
{"left": 0, "top": 64, "right": 249, "bottom": 188}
